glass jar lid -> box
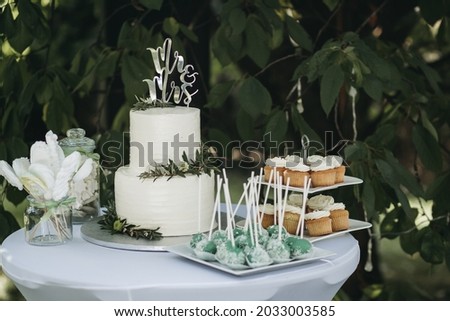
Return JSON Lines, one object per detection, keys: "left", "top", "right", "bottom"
{"left": 59, "top": 128, "right": 96, "bottom": 154}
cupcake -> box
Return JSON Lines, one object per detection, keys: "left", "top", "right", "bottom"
{"left": 306, "top": 194, "right": 334, "bottom": 212}
{"left": 304, "top": 210, "right": 333, "bottom": 236}
{"left": 284, "top": 156, "right": 310, "bottom": 187}
{"left": 281, "top": 204, "right": 302, "bottom": 235}
{"left": 325, "top": 202, "right": 349, "bottom": 231}
{"left": 259, "top": 203, "right": 275, "bottom": 229}
{"left": 325, "top": 155, "right": 346, "bottom": 183}
{"left": 308, "top": 155, "right": 335, "bottom": 187}
{"left": 264, "top": 157, "right": 286, "bottom": 183}
{"left": 287, "top": 193, "right": 305, "bottom": 207}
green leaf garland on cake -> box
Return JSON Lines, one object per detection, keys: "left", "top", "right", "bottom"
{"left": 139, "top": 145, "right": 219, "bottom": 181}
{"left": 99, "top": 202, "right": 163, "bottom": 240}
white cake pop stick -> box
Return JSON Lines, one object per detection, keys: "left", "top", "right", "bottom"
{"left": 208, "top": 176, "right": 223, "bottom": 240}
{"left": 259, "top": 169, "right": 273, "bottom": 227}
{"left": 296, "top": 176, "right": 307, "bottom": 236}
{"left": 232, "top": 182, "right": 250, "bottom": 219}
{"left": 281, "top": 177, "right": 291, "bottom": 235}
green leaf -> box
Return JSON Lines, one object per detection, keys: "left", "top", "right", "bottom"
{"left": 207, "top": 128, "right": 231, "bottom": 149}
{"left": 285, "top": 16, "right": 313, "bottom": 52}
{"left": 96, "top": 50, "right": 120, "bottom": 80}
{"left": 412, "top": 124, "right": 442, "bottom": 172}
{"left": 344, "top": 141, "right": 367, "bottom": 161}
{"left": 237, "top": 76, "right": 272, "bottom": 119}
{"left": 362, "top": 75, "right": 383, "bottom": 102}
{"left": 6, "top": 137, "right": 28, "bottom": 160}
{"left": 420, "top": 228, "right": 444, "bottom": 264}
{"left": 400, "top": 228, "right": 420, "bottom": 255}
{"left": 0, "top": 207, "right": 21, "bottom": 243}
{"left": 265, "top": 110, "right": 288, "bottom": 143}
{"left": 35, "top": 75, "right": 53, "bottom": 104}
{"left": 420, "top": 110, "right": 438, "bottom": 141}
{"left": 380, "top": 208, "right": 401, "bottom": 239}
{"left": 121, "top": 54, "right": 151, "bottom": 102}
{"left": 290, "top": 108, "right": 323, "bottom": 144}
{"left": 139, "top": 0, "right": 163, "bottom": 10}
{"left": 5, "top": 14, "right": 33, "bottom": 53}
{"left": 228, "top": 8, "right": 246, "bottom": 35}
{"left": 17, "top": 0, "right": 49, "bottom": 42}
{"left": 236, "top": 109, "right": 255, "bottom": 141}
{"left": 320, "top": 64, "right": 344, "bottom": 115}
{"left": 245, "top": 15, "right": 270, "bottom": 68}
{"left": 179, "top": 24, "right": 199, "bottom": 43}
{"left": 205, "top": 80, "right": 235, "bottom": 109}
{"left": 163, "top": 17, "right": 179, "bottom": 37}
{"left": 18, "top": 73, "right": 39, "bottom": 117}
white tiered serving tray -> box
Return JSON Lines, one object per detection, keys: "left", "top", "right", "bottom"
{"left": 252, "top": 175, "right": 363, "bottom": 194}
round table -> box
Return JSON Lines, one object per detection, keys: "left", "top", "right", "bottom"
{"left": 1, "top": 223, "right": 360, "bottom": 301}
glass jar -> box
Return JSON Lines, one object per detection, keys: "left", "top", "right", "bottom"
{"left": 24, "top": 196, "right": 73, "bottom": 246}
{"left": 59, "top": 128, "right": 100, "bottom": 224}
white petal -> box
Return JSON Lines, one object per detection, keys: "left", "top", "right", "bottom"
{"left": 45, "top": 130, "right": 65, "bottom": 173}
{"left": 52, "top": 151, "right": 81, "bottom": 201}
{"left": 28, "top": 163, "right": 55, "bottom": 196}
{"left": 30, "top": 141, "right": 49, "bottom": 165}
{"left": 0, "top": 161, "right": 23, "bottom": 190}
{"left": 21, "top": 172, "right": 49, "bottom": 200}
{"left": 73, "top": 158, "right": 94, "bottom": 182}
{"left": 12, "top": 157, "right": 30, "bottom": 178}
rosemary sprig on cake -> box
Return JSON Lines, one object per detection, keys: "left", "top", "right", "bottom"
{"left": 139, "top": 145, "right": 219, "bottom": 181}
{"left": 98, "top": 202, "right": 163, "bottom": 240}
{"left": 132, "top": 96, "right": 174, "bottom": 110}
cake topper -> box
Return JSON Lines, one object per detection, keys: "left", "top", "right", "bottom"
{"left": 135, "top": 38, "right": 198, "bottom": 109}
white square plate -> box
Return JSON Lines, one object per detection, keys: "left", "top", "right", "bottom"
{"left": 167, "top": 244, "right": 335, "bottom": 276}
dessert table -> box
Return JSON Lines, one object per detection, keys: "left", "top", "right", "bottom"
{"left": 1, "top": 206, "right": 361, "bottom": 301}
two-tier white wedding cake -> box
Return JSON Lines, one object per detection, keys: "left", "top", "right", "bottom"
{"left": 114, "top": 39, "right": 215, "bottom": 237}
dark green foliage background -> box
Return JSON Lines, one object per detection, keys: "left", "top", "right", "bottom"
{"left": 1, "top": 0, "right": 449, "bottom": 300}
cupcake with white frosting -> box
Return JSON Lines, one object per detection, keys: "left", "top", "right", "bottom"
{"left": 308, "top": 155, "right": 335, "bottom": 187}
{"left": 281, "top": 204, "right": 302, "bottom": 235}
{"left": 259, "top": 203, "right": 275, "bottom": 229}
{"left": 304, "top": 210, "right": 333, "bottom": 236}
{"left": 325, "top": 155, "right": 346, "bottom": 183}
{"left": 306, "top": 194, "right": 334, "bottom": 212}
{"left": 284, "top": 156, "right": 310, "bottom": 187}
{"left": 325, "top": 202, "right": 349, "bottom": 231}
{"left": 264, "top": 157, "right": 286, "bottom": 184}
{"left": 287, "top": 193, "right": 305, "bottom": 207}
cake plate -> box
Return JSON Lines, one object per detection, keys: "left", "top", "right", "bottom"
{"left": 80, "top": 218, "right": 192, "bottom": 252}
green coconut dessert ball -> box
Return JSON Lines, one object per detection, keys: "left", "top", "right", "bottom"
{"left": 233, "top": 226, "right": 245, "bottom": 238}
{"left": 246, "top": 246, "right": 273, "bottom": 268}
{"left": 215, "top": 240, "right": 246, "bottom": 266}
{"left": 211, "top": 230, "right": 228, "bottom": 246}
{"left": 266, "top": 238, "right": 291, "bottom": 263}
{"left": 190, "top": 232, "right": 206, "bottom": 249}
{"left": 284, "top": 236, "right": 312, "bottom": 258}
{"left": 195, "top": 238, "right": 217, "bottom": 254}
{"left": 266, "top": 225, "right": 288, "bottom": 240}
{"left": 256, "top": 228, "right": 270, "bottom": 247}
{"left": 235, "top": 232, "right": 252, "bottom": 251}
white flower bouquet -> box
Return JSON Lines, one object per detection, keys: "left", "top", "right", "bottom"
{"left": 0, "top": 131, "right": 95, "bottom": 245}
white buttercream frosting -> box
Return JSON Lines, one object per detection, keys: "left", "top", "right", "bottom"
{"left": 325, "top": 155, "right": 343, "bottom": 168}
{"left": 284, "top": 204, "right": 302, "bottom": 214}
{"left": 288, "top": 193, "right": 304, "bottom": 207}
{"left": 325, "top": 202, "right": 346, "bottom": 211}
{"left": 307, "top": 194, "right": 334, "bottom": 210}
{"left": 130, "top": 107, "right": 200, "bottom": 169}
{"left": 310, "top": 160, "right": 333, "bottom": 172}
{"left": 307, "top": 155, "right": 324, "bottom": 165}
{"left": 286, "top": 159, "right": 310, "bottom": 172}
{"left": 305, "top": 210, "right": 330, "bottom": 220}
{"left": 115, "top": 167, "right": 214, "bottom": 236}
{"left": 260, "top": 203, "right": 275, "bottom": 214}
{"left": 266, "top": 157, "right": 286, "bottom": 167}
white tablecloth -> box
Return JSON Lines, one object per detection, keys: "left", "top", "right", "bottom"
{"left": 1, "top": 221, "right": 359, "bottom": 301}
